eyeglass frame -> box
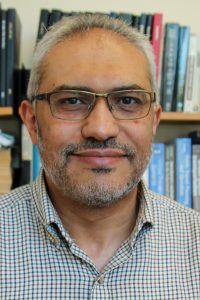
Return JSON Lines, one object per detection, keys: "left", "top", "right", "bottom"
{"left": 31, "top": 89, "right": 157, "bottom": 121}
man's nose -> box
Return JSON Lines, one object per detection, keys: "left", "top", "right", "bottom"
{"left": 81, "top": 98, "right": 119, "bottom": 141}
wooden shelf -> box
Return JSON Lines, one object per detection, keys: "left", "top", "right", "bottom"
{"left": 160, "top": 112, "right": 200, "bottom": 122}
{"left": 0, "top": 107, "right": 13, "bottom": 116}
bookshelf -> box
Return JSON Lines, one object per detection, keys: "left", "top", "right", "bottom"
{"left": 161, "top": 112, "right": 200, "bottom": 122}
{"left": 0, "top": 107, "right": 13, "bottom": 116}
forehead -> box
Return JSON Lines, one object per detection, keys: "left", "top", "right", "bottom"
{"left": 40, "top": 28, "right": 151, "bottom": 92}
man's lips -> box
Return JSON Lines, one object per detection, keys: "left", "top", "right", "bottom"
{"left": 71, "top": 149, "right": 127, "bottom": 167}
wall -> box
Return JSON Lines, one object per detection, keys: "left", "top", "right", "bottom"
{"left": 1, "top": 0, "right": 200, "bottom": 68}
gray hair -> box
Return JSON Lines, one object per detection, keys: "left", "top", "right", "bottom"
{"left": 27, "top": 13, "right": 158, "bottom": 100}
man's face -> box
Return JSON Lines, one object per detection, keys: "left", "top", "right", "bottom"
{"left": 27, "top": 29, "right": 161, "bottom": 207}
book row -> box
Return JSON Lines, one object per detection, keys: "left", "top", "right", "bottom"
{"left": 143, "top": 134, "right": 200, "bottom": 212}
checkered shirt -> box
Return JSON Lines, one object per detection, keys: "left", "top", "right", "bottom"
{"left": 0, "top": 170, "right": 200, "bottom": 299}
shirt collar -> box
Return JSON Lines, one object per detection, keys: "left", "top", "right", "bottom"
{"left": 128, "top": 181, "right": 155, "bottom": 247}
{"left": 32, "top": 169, "right": 74, "bottom": 246}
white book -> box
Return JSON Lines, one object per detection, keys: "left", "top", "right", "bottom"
{"left": 184, "top": 33, "right": 200, "bottom": 112}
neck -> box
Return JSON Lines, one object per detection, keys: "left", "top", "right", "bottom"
{"left": 46, "top": 176, "right": 139, "bottom": 271}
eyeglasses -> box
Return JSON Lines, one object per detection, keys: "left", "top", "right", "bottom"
{"left": 32, "top": 89, "right": 156, "bottom": 121}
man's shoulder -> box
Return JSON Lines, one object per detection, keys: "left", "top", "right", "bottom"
{"left": 149, "top": 189, "right": 200, "bottom": 227}
{"left": 0, "top": 184, "right": 33, "bottom": 212}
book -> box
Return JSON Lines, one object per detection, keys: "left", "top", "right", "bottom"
{"left": 48, "top": 9, "right": 62, "bottom": 27}
{"left": 32, "top": 144, "right": 41, "bottom": 181}
{"left": 6, "top": 8, "right": 21, "bottom": 107}
{"left": 173, "top": 26, "right": 190, "bottom": 112}
{"left": 165, "top": 143, "right": 175, "bottom": 199}
{"left": 151, "top": 13, "right": 163, "bottom": 81}
{"left": 19, "top": 124, "right": 33, "bottom": 185}
{"left": 184, "top": 34, "right": 200, "bottom": 112}
{"left": 132, "top": 15, "right": 140, "bottom": 30}
{"left": 148, "top": 143, "right": 165, "bottom": 195}
{"left": 0, "top": 148, "right": 12, "bottom": 194}
{"left": 175, "top": 138, "right": 192, "bottom": 208}
{"left": 145, "top": 14, "right": 153, "bottom": 40}
{"left": 192, "top": 144, "right": 200, "bottom": 212}
{"left": 160, "top": 23, "right": 179, "bottom": 112}
{"left": 138, "top": 13, "right": 147, "bottom": 34}
{"left": 0, "top": 9, "right": 7, "bottom": 106}
{"left": 37, "top": 9, "right": 49, "bottom": 42}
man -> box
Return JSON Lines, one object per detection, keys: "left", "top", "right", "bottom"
{"left": 1, "top": 13, "right": 200, "bottom": 299}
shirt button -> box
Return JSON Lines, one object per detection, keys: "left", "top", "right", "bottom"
{"left": 97, "top": 276, "right": 104, "bottom": 285}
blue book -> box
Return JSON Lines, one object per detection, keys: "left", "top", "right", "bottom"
{"left": 145, "top": 14, "right": 153, "bottom": 40}
{"left": 173, "top": 26, "right": 190, "bottom": 112}
{"left": 139, "top": 13, "right": 147, "bottom": 34}
{"left": 149, "top": 143, "right": 165, "bottom": 195}
{"left": 175, "top": 138, "right": 192, "bottom": 208}
{"left": 160, "top": 23, "right": 179, "bottom": 112}
{"left": 32, "top": 144, "right": 41, "bottom": 181}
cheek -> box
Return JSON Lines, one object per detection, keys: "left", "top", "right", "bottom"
{"left": 37, "top": 119, "right": 83, "bottom": 149}
{"left": 120, "top": 120, "right": 153, "bottom": 148}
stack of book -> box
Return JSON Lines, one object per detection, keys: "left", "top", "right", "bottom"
{"left": 144, "top": 132, "right": 200, "bottom": 212}
{"left": 160, "top": 23, "right": 200, "bottom": 113}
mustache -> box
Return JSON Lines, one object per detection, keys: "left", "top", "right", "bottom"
{"left": 60, "top": 139, "right": 135, "bottom": 158}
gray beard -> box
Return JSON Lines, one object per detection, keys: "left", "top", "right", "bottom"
{"left": 38, "top": 132, "right": 151, "bottom": 208}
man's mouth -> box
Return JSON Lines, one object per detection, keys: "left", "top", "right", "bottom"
{"left": 72, "top": 149, "right": 127, "bottom": 167}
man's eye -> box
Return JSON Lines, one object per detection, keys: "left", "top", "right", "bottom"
{"left": 60, "top": 97, "right": 83, "bottom": 105}
{"left": 118, "top": 96, "right": 142, "bottom": 105}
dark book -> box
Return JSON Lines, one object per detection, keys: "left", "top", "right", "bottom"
{"left": 145, "top": 14, "right": 153, "bottom": 40}
{"left": 6, "top": 8, "right": 21, "bottom": 108}
{"left": 48, "top": 9, "right": 63, "bottom": 27}
{"left": 132, "top": 15, "right": 140, "bottom": 30}
{"left": 173, "top": 26, "right": 190, "bottom": 112}
{"left": 139, "top": 13, "right": 147, "bottom": 34}
{"left": 0, "top": 9, "right": 7, "bottom": 106}
{"left": 37, "top": 9, "right": 49, "bottom": 42}
{"left": 160, "top": 23, "right": 179, "bottom": 111}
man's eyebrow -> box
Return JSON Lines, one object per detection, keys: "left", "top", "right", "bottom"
{"left": 50, "top": 84, "right": 146, "bottom": 93}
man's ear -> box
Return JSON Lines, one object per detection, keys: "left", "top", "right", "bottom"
{"left": 19, "top": 100, "right": 38, "bottom": 144}
{"left": 152, "top": 103, "right": 162, "bottom": 136}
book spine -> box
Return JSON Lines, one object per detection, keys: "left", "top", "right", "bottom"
{"left": 6, "top": 9, "right": 16, "bottom": 107}
{"left": 165, "top": 143, "right": 175, "bottom": 199}
{"left": 175, "top": 138, "right": 192, "bottom": 208}
{"left": 149, "top": 143, "right": 165, "bottom": 195}
{"left": 173, "top": 26, "right": 190, "bottom": 112}
{"left": 151, "top": 13, "right": 163, "bottom": 80}
{"left": 160, "top": 23, "right": 179, "bottom": 111}
{"left": 37, "top": 9, "right": 49, "bottom": 42}
{"left": 20, "top": 124, "right": 33, "bottom": 185}
{"left": 192, "top": 144, "right": 200, "bottom": 212}
{"left": 145, "top": 14, "right": 152, "bottom": 40}
{"left": 183, "top": 33, "right": 198, "bottom": 112}
{"left": 48, "top": 10, "right": 62, "bottom": 27}
{"left": 138, "top": 13, "right": 147, "bottom": 34}
{"left": 32, "top": 144, "right": 41, "bottom": 181}
{"left": 0, "top": 10, "right": 7, "bottom": 106}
